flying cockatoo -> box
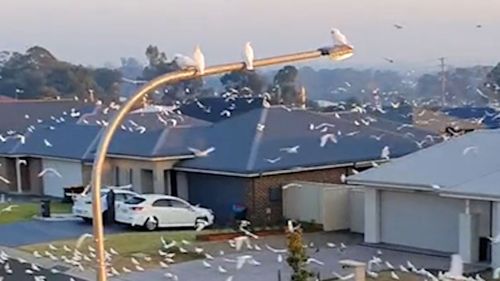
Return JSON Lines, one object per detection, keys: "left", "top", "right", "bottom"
{"left": 331, "top": 28, "right": 350, "bottom": 46}
{"left": 193, "top": 45, "right": 205, "bottom": 75}
{"left": 243, "top": 42, "right": 254, "bottom": 70}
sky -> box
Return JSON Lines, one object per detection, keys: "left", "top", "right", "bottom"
{"left": 1, "top": 0, "right": 499, "bottom": 71}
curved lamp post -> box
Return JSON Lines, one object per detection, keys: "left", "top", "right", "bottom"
{"left": 90, "top": 45, "right": 353, "bottom": 281}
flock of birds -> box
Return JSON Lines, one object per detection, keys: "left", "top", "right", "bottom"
{"left": 0, "top": 218, "right": 498, "bottom": 281}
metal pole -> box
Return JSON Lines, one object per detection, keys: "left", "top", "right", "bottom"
{"left": 90, "top": 45, "right": 353, "bottom": 281}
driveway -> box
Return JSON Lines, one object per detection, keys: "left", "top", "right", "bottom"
{"left": 110, "top": 232, "right": 487, "bottom": 281}
{"left": 0, "top": 220, "right": 127, "bottom": 247}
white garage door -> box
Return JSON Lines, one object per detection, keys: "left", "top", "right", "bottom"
{"left": 42, "top": 159, "right": 83, "bottom": 198}
{"left": 380, "top": 191, "right": 462, "bottom": 253}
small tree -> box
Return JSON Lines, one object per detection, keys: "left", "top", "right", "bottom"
{"left": 286, "top": 227, "right": 313, "bottom": 281}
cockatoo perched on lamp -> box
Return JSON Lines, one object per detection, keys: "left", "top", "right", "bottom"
{"left": 193, "top": 45, "right": 205, "bottom": 75}
{"left": 331, "top": 28, "right": 351, "bottom": 47}
{"left": 243, "top": 42, "right": 255, "bottom": 70}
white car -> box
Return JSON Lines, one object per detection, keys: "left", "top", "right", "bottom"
{"left": 115, "top": 194, "right": 215, "bottom": 231}
{"left": 72, "top": 189, "right": 139, "bottom": 222}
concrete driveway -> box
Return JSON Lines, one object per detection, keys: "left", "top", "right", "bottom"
{"left": 0, "top": 220, "right": 126, "bottom": 247}
{"left": 111, "top": 232, "right": 486, "bottom": 281}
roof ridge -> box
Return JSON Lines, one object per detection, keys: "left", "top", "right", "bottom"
{"left": 151, "top": 129, "right": 171, "bottom": 157}
{"left": 245, "top": 108, "right": 269, "bottom": 172}
{"left": 82, "top": 127, "right": 105, "bottom": 161}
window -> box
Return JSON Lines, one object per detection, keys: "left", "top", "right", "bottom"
{"left": 169, "top": 199, "right": 189, "bottom": 208}
{"left": 152, "top": 199, "right": 171, "bottom": 207}
{"left": 269, "top": 187, "right": 282, "bottom": 202}
{"left": 125, "top": 196, "right": 145, "bottom": 205}
{"left": 114, "top": 194, "right": 127, "bottom": 202}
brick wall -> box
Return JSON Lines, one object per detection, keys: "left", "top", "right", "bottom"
{"left": 246, "top": 167, "right": 349, "bottom": 226}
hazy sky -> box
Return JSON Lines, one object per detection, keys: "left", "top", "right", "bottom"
{"left": 1, "top": 0, "right": 499, "bottom": 70}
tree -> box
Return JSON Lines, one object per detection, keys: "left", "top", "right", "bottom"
{"left": 286, "top": 227, "right": 313, "bottom": 281}
{"left": 486, "top": 62, "right": 500, "bottom": 97}
{"left": 220, "top": 70, "right": 267, "bottom": 94}
{"left": 0, "top": 46, "right": 121, "bottom": 101}
{"left": 140, "top": 45, "right": 203, "bottom": 101}
{"left": 273, "top": 65, "right": 299, "bottom": 105}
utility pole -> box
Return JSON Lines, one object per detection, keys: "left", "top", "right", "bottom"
{"left": 439, "top": 57, "right": 447, "bottom": 106}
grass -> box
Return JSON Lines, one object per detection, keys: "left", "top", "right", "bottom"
{"left": 0, "top": 202, "right": 72, "bottom": 224}
{"left": 20, "top": 231, "right": 203, "bottom": 273}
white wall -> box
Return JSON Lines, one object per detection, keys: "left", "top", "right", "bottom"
{"left": 282, "top": 181, "right": 364, "bottom": 232}
{"left": 42, "top": 159, "right": 83, "bottom": 198}
{"left": 107, "top": 158, "right": 178, "bottom": 194}
{"left": 349, "top": 188, "right": 365, "bottom": 233}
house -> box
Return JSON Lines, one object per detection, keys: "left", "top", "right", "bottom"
{"left": 173, "top": 106, "right": 441, "bottom": 225}
{"left": 0, "top": 99, "right": 96, "bottom": 135}
{"left": 347, "top": 129, "right": 500, "bottom": 267}
{"left": 0, "top": 99, "right": 442, "bottom": 226}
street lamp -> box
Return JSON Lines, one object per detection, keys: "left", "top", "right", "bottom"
{"left": 90, "top": 44, "right": 353, "bottom": 281}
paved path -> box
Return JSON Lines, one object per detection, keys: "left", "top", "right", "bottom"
{"left": 111, "top": 232, "right": 485, "bottom": 281}
{"left": 0, "top": 220, "right": 126, "bottom": 247}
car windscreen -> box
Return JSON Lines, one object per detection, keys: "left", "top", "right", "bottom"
{"left": 124, "top": 196, "right": 146, "bottom": 205}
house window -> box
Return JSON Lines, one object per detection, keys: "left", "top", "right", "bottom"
{"left": 269, "top": 187, "right": 282, "bottom": 202}
{"left": 129, "top": 168, "right": 133, "bottom": 185}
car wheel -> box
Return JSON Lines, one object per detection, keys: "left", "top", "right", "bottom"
{"left": 144, "top": 217, "right": 158, "bottom": 231}
{"left": 82, "top": 217, "right": 92, "bottom": 224}
{"left": 195, "top": 217, "right": 209, "bottom": 230}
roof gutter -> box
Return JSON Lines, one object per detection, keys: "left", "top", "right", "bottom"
{"left": 439, "top": 192, "right": 500, "bottom": 202}
{"left": 348, "top": 178, "right": 500, "bottom": 201}
{"left": 346, "top": 178, "right": 436, "bottom": 192}
{"left": 106, "top": 154, "right": 195, "bottom": 162}
{"left": 174, "top": 162, "right": 355, "bottom": 178}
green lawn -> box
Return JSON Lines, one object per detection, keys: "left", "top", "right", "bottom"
{"left": 20, "top": 231, "right": 202, "bottom": 271}
{"left": 0, "top": 202, "right": 72, "bottom": 224}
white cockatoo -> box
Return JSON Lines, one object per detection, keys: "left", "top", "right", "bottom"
{"left": 331, "top": 28, "right": 350, "bottom": 46}
{"left": 193, "top": 45, "right": 205, "bottom": 75}
{"left": 243, "top": 42, "right": 254, "bottom": 70}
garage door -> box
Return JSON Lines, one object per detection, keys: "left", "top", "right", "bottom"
{"left": 380, "top": 191, "right": 462, "bottom": 253}
{"left": 42, "top": 159, "right": 83, "bottom": 198}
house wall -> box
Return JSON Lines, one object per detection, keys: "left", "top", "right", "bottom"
{"left": 82, "top": 164, "right": 93, "bottom": 186}
{"left": 185, "top": 172, "right": 249, "bottom": 226}
{"left": 248, "top": 167, "right": 348, "bottom": 225}
{"left": 106, "top": 158, "right": 178, "bottom": 194}
{"left": 0, "top": 157, "right": 16, "bottom": 193}
{"left": 349, "top": 188, "right": 365, "bottom": 233}
{"left": 25, "top": 158, "right": 43, "bottom": 196}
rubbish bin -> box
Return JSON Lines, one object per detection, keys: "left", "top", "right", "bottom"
{"left": 40, "top": 199, "right": 51, "bottom": 218}
{"left": 232, "top": 204, "right": 247, "bottom": 221}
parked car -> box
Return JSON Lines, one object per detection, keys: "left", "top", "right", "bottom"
{"left": 72, "top": 188, "right": 139, "bottom": 222}
{"left": 115, "top": 194, "right": 215, "bottom": 231}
